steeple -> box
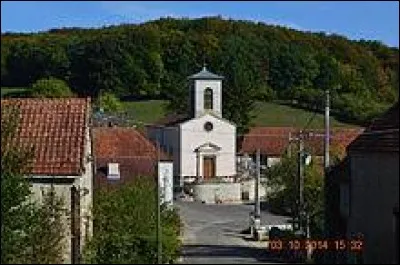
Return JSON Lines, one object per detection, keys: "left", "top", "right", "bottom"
{"left": 188, "top": 65, "right": 224, "bottom": 118}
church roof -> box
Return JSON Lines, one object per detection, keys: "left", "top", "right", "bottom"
{"left": 188, "top": 66, "right": 224, "bottom": 80}
{"left": 150, "top": 113, "right": 190, "bottom": 127}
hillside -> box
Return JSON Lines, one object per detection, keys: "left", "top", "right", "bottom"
{"left": 1, "top": 16, "right": 398, "bottom": 131}
{"left": 121, "top": 99, "right": 357, "bottom": 128}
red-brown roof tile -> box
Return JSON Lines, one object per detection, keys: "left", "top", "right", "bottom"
{"left": 1, "top": 98, "right": 90, "bottom": 175}
{"left": 239, "top": 127, "right": 295, "bottom": 156}
{"left": 348, "top": 102, "right": 399, "bottom": 153}
{"left": 93, "top": 127, "right": 170, "bottom": 189}
{"left": 240, "top": 127, "right": 363, "bottom": 156}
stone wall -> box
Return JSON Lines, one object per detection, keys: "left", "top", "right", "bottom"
{"left": 240, "top": 179, "right": 267, "bottom": 202}
{"left": 192, "top": 182, "right": 241, "bottom": 203}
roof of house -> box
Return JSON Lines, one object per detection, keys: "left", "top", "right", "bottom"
{"left": 348, "top": 102, "right": 399, "bottom": 153}
{"left": 93, "top": 127, "right": 169, "bottom": 189}
{"left": 239, "top": 127, "right": 363, "bottom": 156}
{"left": 188, "top": 66, "right": 224, "bottom": 80}
{"left": 1, "top": 98, "right": 90, "bottom": 175}
{"left": 239, "top": 127, "right": 295, "bottom": 156}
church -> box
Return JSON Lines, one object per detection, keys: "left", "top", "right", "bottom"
{"left": 147, "top": 66, "right": 237, "bottom": 188}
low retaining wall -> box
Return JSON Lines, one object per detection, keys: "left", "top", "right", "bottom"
{"left": 192, "top": 182, "right": 241, "bottom": 204}
{"left": 240, "top": 179, "right": 267, "bottom": 201}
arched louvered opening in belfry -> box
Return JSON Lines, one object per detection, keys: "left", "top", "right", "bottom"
{"left": 204, "top": 87, "right": 213, "bottom": 110}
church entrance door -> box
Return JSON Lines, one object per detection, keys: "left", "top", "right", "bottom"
{"left": 203, "top": 156, "right": 216, "bottom": 179}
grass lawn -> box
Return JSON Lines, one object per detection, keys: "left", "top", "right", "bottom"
{"left": 1, "top": 87, "right": 29, "bottom": 97}
{"left": 121, "top": 99, "right": 359, "bottom": 128}
{"left": 122, "top": 100, "right": 169, "bottom": 125}
{"left": 251, "top": 101, "right": 358, "bottom": 128}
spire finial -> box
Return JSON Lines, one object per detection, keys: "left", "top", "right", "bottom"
{"left": 202, "top": 57, "right": 207, "bottom": 71}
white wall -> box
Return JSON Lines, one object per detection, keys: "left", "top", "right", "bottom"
{"left": 194, "top": 79, "right": 222, "bottom": 118}
{"left": 193, "top": 182, "right": 241, "bottom": 203}
{"left": 30, "top": 180, "right": 74, "bottom": 264}
{"left": 80, "top": 126, "right": 93, "bottom": 251}
{"left": 241, "top": 179, "right": 267, "bottom": 201}
{"left": 348, "top": 152, "right": 399, "bottom": 264}
{"left": 180, "top": 114, "right": 236, "bottom": 177}
{"left": 267, "top": 157, "right": 281, "bottom": 168}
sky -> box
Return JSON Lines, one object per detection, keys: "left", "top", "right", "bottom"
{"left": 1, "top": 1, "right": 399, "bottom": 47}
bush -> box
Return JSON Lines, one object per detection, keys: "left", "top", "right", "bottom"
{"left": 97, "top": 92, "right": 123, "bottom": 113}
{"left": 266, "top": 151, "right": 324, "bottom": 236}
{"left": 31, "top": 77, "right": 73, "bottom": 98}
{"left": 83, "top": 178, "right": 181, "bottom": 264}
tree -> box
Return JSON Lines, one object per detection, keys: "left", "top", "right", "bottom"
{"left": 31, "top": 77, "right": 73, "bottom": 98}
{"left": 2, "top": 17, "right": 398, "bottom": 125}
{"left": 1, "top": 104, "right": 36, "bottom": 264}
{"left": 266, "top": 148, "right": 324, "bottom": 236}
{"left": 97, "top": 91, "right": 123, "bottom": 113}
{"left": 83, "top": 178, "right": 181, "bottom": 264}
{"left": 25, "top": 185, "right": 67, "bottom": 264}
{"left": 217, "top": 35, "right": 261, "bottom": 134}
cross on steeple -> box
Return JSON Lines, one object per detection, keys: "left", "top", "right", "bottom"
{"left": 202, "top": 57, "right": 207, "bottom": 71}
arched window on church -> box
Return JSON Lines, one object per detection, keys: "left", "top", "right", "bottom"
{"left": 204, "top": 88, "right": 213, "bottom": 110}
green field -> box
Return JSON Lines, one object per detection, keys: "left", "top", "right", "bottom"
{"left": 1, "top": 87, "right": 29, "bottom": 97}
{"left": 122, "top": 100, "right": 169, "bottom": 125}
{"left": 251, "top": 101, "right": 357, "bottom": 128}
{"left": 122, "top": 100, "right": 359, "bottom": 128}
{"left": 1, "top": 91, "right": 358, "bottom": 128}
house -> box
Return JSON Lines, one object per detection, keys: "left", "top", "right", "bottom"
{"left": 146, "top": 66, "right": 237, "bottom": 188}
{"left": 1, "top": 98, "right": 93, "bottom": 264}
{"left": 340, "top": 102, "right": 399, "bottom": 264}
{"left": 238, "top": 126, "right": 362, "bottom": 168}
{"left": 92, "top": 127, "right": 169, "bottom": 191}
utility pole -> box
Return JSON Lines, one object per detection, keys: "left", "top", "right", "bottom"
{"left": 250, "top": 148, "right": 261, "bottom": 239}
{"left": 156, "top": 141, "right": 162, "bottom": 264}
{"left": 324, "top": 90, "right": 330, "bottom": 171}
{"left": 298, "top": 132, "right": 304, "bottom": 233}
{"left": 255, "top": 148, "right": 261, "bottom": 223}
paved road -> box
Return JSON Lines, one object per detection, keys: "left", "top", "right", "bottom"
{"left": 175, "top": 200, "right": 292, "bottom": 264}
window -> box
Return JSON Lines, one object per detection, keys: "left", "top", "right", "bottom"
{"left": 107, "top": 163, "right": 120, "bottom": 180}
{"left": 204, "top": 88, "right": 213, "bottom": 110}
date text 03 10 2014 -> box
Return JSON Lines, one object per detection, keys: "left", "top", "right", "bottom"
{"left": 267, "top": 239, "right": 363, "bottom": 252}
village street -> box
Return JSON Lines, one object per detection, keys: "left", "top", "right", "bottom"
{"left": 176, "top": 200, "right": 292, "bottom": 264}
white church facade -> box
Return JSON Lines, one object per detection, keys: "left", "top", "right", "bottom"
{"left": 147, "top": 66, "right": 237, "bottom": 188}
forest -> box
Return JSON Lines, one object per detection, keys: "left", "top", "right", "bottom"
{"left": 1, "top": 16, "right": 398, "bottom": 131}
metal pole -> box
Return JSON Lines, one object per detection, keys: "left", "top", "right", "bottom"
{"left": 324, "top": 90, "right": 330, "bottom": 170}
{"left": 298, "top": 132, "right": 304, "bottom": 233}
{"left": 306, "top": 213, "right": 312, "bottom": 262}
{"left": 255, "top": 148, "right": 261, "bottom": 220}
{"left": 156, "top": 141, "right": 162, "bottom": 264}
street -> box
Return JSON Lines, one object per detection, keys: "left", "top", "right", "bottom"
{"left": 175, "top": 200, "right": 292, "bottom": 264}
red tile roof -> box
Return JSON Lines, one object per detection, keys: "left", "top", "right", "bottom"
{"left": 93, "top": 127, "right": 169, "bottom": 189}
{"left": 348, "top": 102, "right": 399, "bottom": 153}
{"left": 239, "top": 127, "right": 295, "bottom": 156}
{"left": 239, "top": 127, "right": 363, "bottom": 156}
{"left": 1, "top": 98, "right": 90, "bottom": 175}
